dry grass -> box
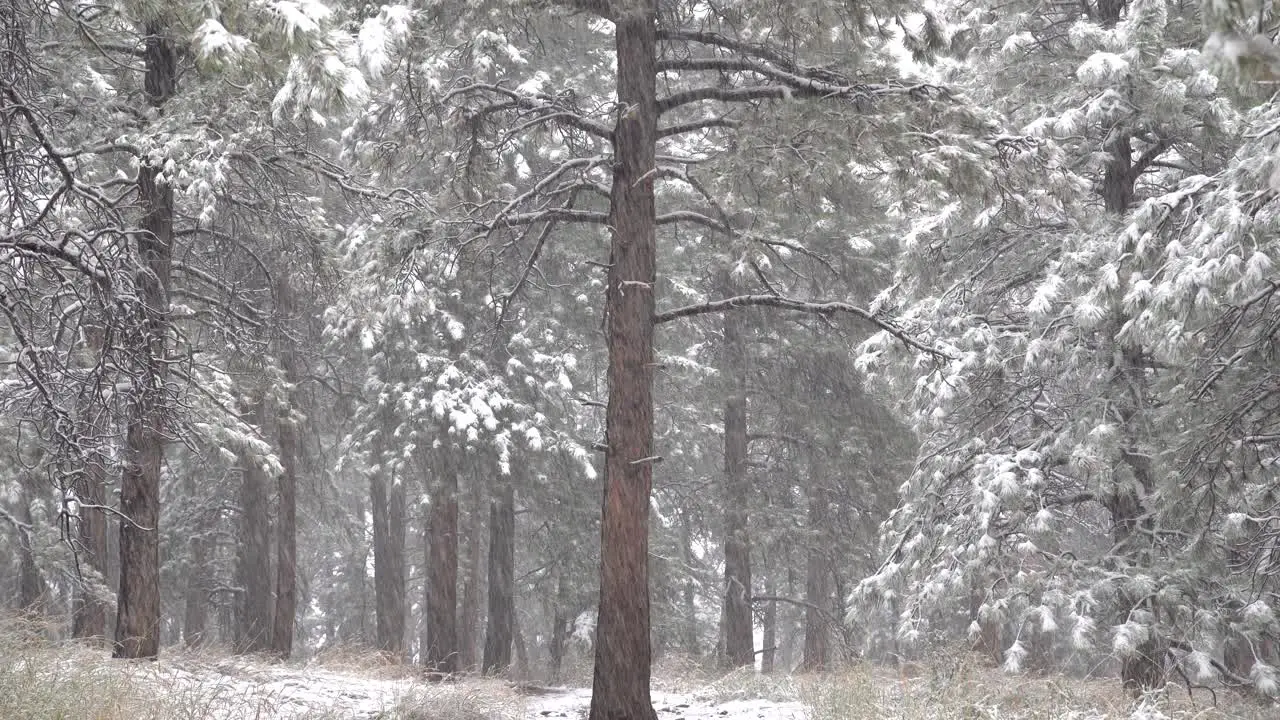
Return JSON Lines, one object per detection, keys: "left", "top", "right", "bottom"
{"left": 796, "top": 657, "right": 1279, "bottom": 720}
{"left": 379, "top": 681, "right": 526, "bottom": 720}
{"left": 0, "top": 614, "right": 525, "bottom": 720}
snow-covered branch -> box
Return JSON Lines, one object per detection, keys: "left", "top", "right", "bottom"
{"left": 654, "top": 294, "right": 950, "bottom": 358}
{"left": 657, "top": 116, "right": 740, "bottom": 138}
{"left": 657, "top": 80, "right": 944, "bottom": 114}
{"left": 444, "top": 81, "right": 612, "bottom": 140}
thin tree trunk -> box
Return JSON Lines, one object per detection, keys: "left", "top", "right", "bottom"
{"left": 272, "top": 395, "right": 299, "bottom": 657}
{"left": 73, "top": 329, "right": 110, "bottom": 642}
{"left": 17, "top": 467, "right": 46, "bottom": 612}
{"left": 482, "top": 481, "right": 515, "bottom": 674}
{"left": 589, "top": 4, "right": 660, "bottom": 718}
{"left": 183, "top": 513, "right": 209, "bottom": 648}
{"left": 425, "top": 456, "right": 459, "bottom": 672}
{"left": 761, "top": 583, "right": 777, "bottom": 674}
{"left": 721, "top": 270, "right": 753, "bottom": 668}
{"left": 550, "top": 569, "right": 571, "bottom": 683}
{"left": 236, "top": 435, "right": 273, "bottom": 654}
{"left": 679, "top": 509, "right": 699, "bottom": 658}
{"left": 114, "top": 21, "right": 174, "bottom": 659}
{"left": 513, "top": 610, "right": 529, "bottom": 680}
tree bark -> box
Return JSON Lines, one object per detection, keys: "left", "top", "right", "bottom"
{"left": 371, "top": 465, "right": 406, "bottom": 655}
{"left": 182, "top": 513, "right": 209, "bottom": 648}
{"left": 550, "top": 569, "right": 571, "bottom": 683}
{"left": 482, "top": 480, "right": 515, "bottom": 674}
{"left": 73, "top": 331, "right": 110, "bottom": 642}
{"left": 236, "top": 436, "right": 274, "bottom": 654}
{"left": 114, "top": 21, "right": 175, "bottom": 659}
{"left": 720, "top": 271, "right": 753, "bottom": 669}
{"left": 589, "top": 2, "right": 660, "bottom": 718}
{"left": 425, "top": 458, "right": 459, "bottom": 672}
{"left": 679, "top": 509, "right": 700, "bottom": 658}
{"left": 801, "top": 477, "right": 830, "bottom": 672}
{"left": 271, "top": 391, "right": 299, "bottom": 658}
{"left": 17, "top": 467, "right": 47, "bottom": 613}
{"left": 761, "top": 582, "right": 777, "bottom": 674}
{"left": 459, "top": 478, "right": 484, "bottom": 670}
{"left": 271, "top": 280, "right": 302, "bottom": 658}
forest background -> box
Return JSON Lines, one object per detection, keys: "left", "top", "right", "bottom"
{"left": 5, "top": 0, "right": 1280, "bottom": 716}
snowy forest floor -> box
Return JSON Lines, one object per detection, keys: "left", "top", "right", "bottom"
{"left": 2, "top": 623, "right": 1275, "bottom": 720}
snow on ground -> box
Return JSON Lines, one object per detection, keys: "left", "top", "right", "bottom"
{"left": 135, "top": 656, "right": 423, "bottom": 719}
{"left": 525, "top": 686, "right": 806, "bottom": 720}
{"left": 125, "top": 656, "right": 808, "bottom": 720}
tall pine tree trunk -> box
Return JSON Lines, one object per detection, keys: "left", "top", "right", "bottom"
{"left": 720, "top": 271, "right": 752, "bottom": 668}
{"left": 73, "top": 328, "right": 110, "bottom": 642}
{"left": 236, "top": 432, "right": 273, "bottom": 654}
{"left": 371, "top": 465, "right": 406, "bottom": 655}
{"left": 425, "top": 457, "right": 459, "bottom": 672}
{"left": 801, "top": 464, "right": 830, "bottom": 672}
{"left": 182, "top": 514, "right": 209, "bottom": 648}
{"left": 679, "top": 509, "right": 700, "bottom": 658}
{"left": 482, "top": 480, "right": 515, "bottom": 674}
{"left": 272, "top": 395, "right": 299, "bottom": 657}
{"left": 114, "top": 21, "right": 174, "bottom": 659}
{"left": 761, "top": 584, "right": 777, "bottom": 674}
{"left": 590, "top": 2, "right": 659, "bottom": 717}
{"left": 458, "top": 478, "right": 483, "bottom": 670}
{"left": 550, "top": 569, "right": 571, "bottom": 683}
{"left": 271, "top": 281, "right": 302, "bottom": 658}
{"left": 17, "top": 466, "right": 46, "bottom": 613}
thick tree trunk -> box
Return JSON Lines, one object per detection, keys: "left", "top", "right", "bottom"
{"left": 236, "top": 442, "right": 274, "bottom": 654}
{"left": 458, "top": 479, "right": 484, "bottom": 670}
{"left": 801, "top": 479, "right": 830, "bottom": 672}
{"left": 720, "top": 272, "right": 753, "bottom": 669}
{"left": 372, "top": 468, "right": 406, "bottom": 655}
{"left": 114, "top": 22, "right": 174, "bottom": 659}
{"left": 482, "top": 481, "right": 515, "bottom": 674}
{"left": 425, "top": 461, "right": 459, "bottom": 672}
{"left": 589, "top": 3, "right": 659, "bottom": 718}
{"left": 271, "top": 280, "right": 302, "bottom": 658}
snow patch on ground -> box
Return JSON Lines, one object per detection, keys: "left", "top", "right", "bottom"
{"left": 124, "top": 657, "right": 808, "bottom": 720}
{"left": 141, "top": 657, "right": 422, "bottom": 718}
{"left": 525, "top": 686, "right": 806, "bottom": 720}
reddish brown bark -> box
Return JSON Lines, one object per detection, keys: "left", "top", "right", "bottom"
{"left": 458, "top": 480, "right": 483, "bottom": 670}
{"left": 271, "top": 280, "right": 302, "bottom": 658}
{"left": 425, "top": 463, "right": 459, "bottom": 672}
{"left": 482, "top": 481, "right": 515, "bottom": 674}
{"left": 371, "top": 468, "right": 406, "bottom": 655}
{"left": 589, "top": 1, "right": 659, "bottom": 717}
{"left": 236, "top": 438, "right": 273, "bottom": 654}
{"left": 801, "top": 476, "right": 830, "bottom": 672}
{"left": 73, "top": 332, "right": 110, "bottom": 642}
{"left": 721, "top": 271, "right": 752, "bottom": 668}
{"left": 114, "top": 21, "right": 174, "bottom": 659}
{"left": 272, "top": 391, "right": 299, "bottom": 657}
